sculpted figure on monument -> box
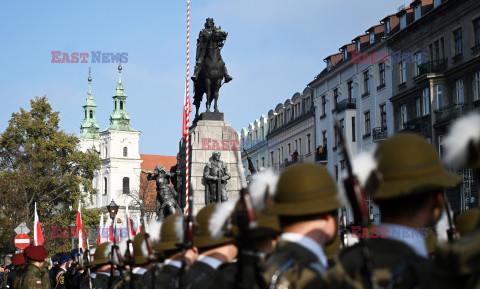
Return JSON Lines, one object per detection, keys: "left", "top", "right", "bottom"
{"left": 192, "top": 18, "right": 233, "bottom": 119}
{"left": 203, "top": 151, "right": 231, "bottom": 204}
{"left": 142, "top": 165, "right": 180, "bottom": 221}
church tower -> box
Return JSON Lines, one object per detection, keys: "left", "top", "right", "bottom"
{"left": 78, "top": 69, "right": 100, "bottom": 153}
{"left": 97, "top": 64, "right": 142, "bottom": 216}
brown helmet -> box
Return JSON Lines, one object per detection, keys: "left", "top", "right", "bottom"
{"left": 194, "top": 203, "right": 234, "bottom": 249}
{"left": 154, "top": 212, "right": 183, "bottom": 252}
{"left": 269, "top": 163, "right": 341, "bottom": 216}
{"left": 374, "top": 133, "right": 462, "bottom": 200}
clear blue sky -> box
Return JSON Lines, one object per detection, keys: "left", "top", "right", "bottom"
{"left": 0, "top": 0, "right": 407, "bottom": 156}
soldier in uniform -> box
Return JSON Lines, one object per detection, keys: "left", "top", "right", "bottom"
{"left": 183, "top": 203, "right": 238, "bottom": 288}
{"left": 65, "top": 249, "right": 83, "bottom": 289}
{"left": 54, "top": 253, "right": 69, "bottom": 289}
{"left": 7, "top": 253, "right": 25, "bottom": 288}
{"left": 150, "top": 212, "right": 198, "bottom": 289}
{"left": 143, "top": 165, "right": 180, "bottom": 221}
{"left": 204, "top": 151, "right": 231, "bottom": 204}
{"left": 191, "top": 18, "right": 233, "bottom": 83}
{"left": 324, "top": 133, "right": 462, "bottom": 289}
{"left": 262, "top": 163, "right": 341, "bottom": 289}
{"left": 14, "top": 245, "right": 51, "bottom": 289}
{"left": 80, "top": 242, "right": 119, "bottom": 289}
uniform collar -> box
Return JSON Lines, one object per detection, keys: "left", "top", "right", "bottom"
{"left": 132, "top": 267, "right": 148, "bottom": 275}
{"left": 280, "top": 233, "right": 328, "bottom": 268}
{"left": 197, "top": 255, "right": 223, "bottom": 270}
{"left": 379, "top": 223, "right": 428, "bottom": 258}
{"left": 164, "top": 259, "right": 182, "bottom": 269}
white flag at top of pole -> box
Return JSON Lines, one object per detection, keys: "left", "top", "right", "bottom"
{"left": 33, "top": 202, "right": 44, "bottom": 246}
{"left": 76, "top": 201, "right": 85, "bottom": 250}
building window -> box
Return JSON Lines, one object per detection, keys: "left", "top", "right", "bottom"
{"left": 89, "top": 110, "right": 93, "bottom": 119}
{"left": 456, "top": 79, "right": 464, "bottom": 104}
{"left": 474, "top": 18, "right": 480, "bottom": 46}
{"left": 333, "top": 89, "right": 339, "bottom": 109}
{"left": 380, "top": 104, "right": 387, "bottom": 130}
{"left": 352, "top": 117, "right": 356, "bottom": 142}
{"left": 261, "top": 157, "right": 265, "bottom": 168}
{"left": 123, "top": 147, "right": 128, "bottom": 157}
{"left": 364, "top": 111, "right": 371, "bottom": 136}
{"left": 385, "top": 20, "right": 391, "bottom": 35}
{"left": 299, "top": 138, "right": 302, "bottom": 154}
{"left": 434, "top": 0, "right": 441, "bottom": 8}
{"left": 256, "top": 160, "right": 259, "bottom": 170}
{"left": 416, "top": 97, "right": 422, "bottom": 118}
{"left": 307, "top": 134, "right": 311, "bottom": 154}
{"left": 104, "top": 177, "right": 107, "bottom": 195}
{"left": 347, "top": 81, "right": 353, "bottom": 102}
{"left": 401, "top": 104, "right": 408, "bottom": 129}
{"left": 474, "top": 71, "right": 480, "bottom": 101}
{"left": 363, "top": 71, "right": 370, "bottom": 94}
{"left": 340, "top": 160, "right": 345, "bottom": 173}
{"left": 422, "top": 88, "right": 430, "bottom": 116}
{"left": 322, "top": 131, "right": 327, "bottom": 148}
{"left": 440, "top": 37, "right": 445, "bottom": 59}
{"left": 123, "top": 177, "right": 130, "bottom": 194}
{"left": 335, "top": 165, "right": 339, "bottom": 182}
{"left": 120, "top": 101, "right": 124, "bottom": 110}
{"left": 270, "top": 151, "right": 274, "bottom": 164}
{"left": 379, "top": 63, "right": 386, "bottom": 86}
{"left": 277, "top": 148, "right": 281, "bottom": 164}
{"left": 399, "top": 61, "right": 406, "bottom": 84}
{"left": 288, "top": 143, "right": 291, "bottom": 156}
{"left": 415, "top": 52, "right": 422, "bottom": 76}
{"left": 343, "top": 49, "right": 348, "bottom": 60}
{"left": 356, "top": 41, "right": 361, "bottom": 51}
{"left": 437, "top": 85, "right": 443, "bottom": 108}
{"left": 85, "top": 111, "right": 87, "bottom": 119}
{"left": 105, "top": 147, "right": 108, "bottom": 158}
{"left": 327, "top": 58, "right": 332, "bottom": 69}
{"left": 281, "top": 146, "right": 284, "bottom": 161}
{"left": 453, "top": 28, "right": 463, "bottom": 55}
{"left": 370, "top": 32, "right": 375, "bottom": 44}
{"left": 438, "top": 135, "right": 444, "bottom": 158}
{"left": 414, "top": 5, "right": 421, "bottom": 21}
{"left": 321, "top": 95, "right": 326, "bottom": 115}
{"left": 400, "top": 14, "right": 407, "bottom": 30}
{"left": 434, "top": 40, "right": 440, "bottom": 61}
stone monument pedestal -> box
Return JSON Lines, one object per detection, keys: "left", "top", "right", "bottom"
{"left": 179, "top": 112, "right": 241, "bottom": 214}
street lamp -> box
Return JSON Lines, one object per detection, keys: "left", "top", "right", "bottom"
{"left": 106, "top": 199, "right": 120, "bottom": 287}
{"left": 106, "top": 200, "right": 119, "bottom": 219}
{"left": 69, "top": 222, "right": 76, "bottom": 250}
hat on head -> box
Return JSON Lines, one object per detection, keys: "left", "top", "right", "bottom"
{"left": 154, "top": 213, "right": 183, "bottom": 252}
{"left": 12, "top": 253, "right": 25, "bottom": 266}
{"left": 92, "top": 242, "right": 112, "bottom": 268}
{"left": 24, "top": 245, "right": 48, "bottom": 262}
{"left": 132, "top": 232, "right": 150, "bottom": 265}
{"left": 373, "top": 133, "right": 462, "bottom": 200}
{"left": 269, "top": 163, "right": 341, "bottom": 216}
{"left": 195, "top": 203, "right": 235, "bottom": 249}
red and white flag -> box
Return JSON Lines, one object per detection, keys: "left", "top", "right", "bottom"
{"left": 98, "top": 213, "right": 104, "bottom": 245}
{"left": 76, "top": 202, "right": 84, "bottom": 250}
{"left": 125, "top": 205, "right": 135, "bottom": 239}
{"left": 105, "top": 217, "right": 113, "bottom": 242}
{"left": 33, "top": 202, "right": 44, "bottom": 246}
{"left": 182, "top": 77, "right": 192, "bottom": 140}
{"left": 134, "top": 214, "right": 142, "bottom": 235}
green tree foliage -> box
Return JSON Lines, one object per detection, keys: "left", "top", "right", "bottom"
{"left": 0, "top": 96, "right": 101, "bottom": 255}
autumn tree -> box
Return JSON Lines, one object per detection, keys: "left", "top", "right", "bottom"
{"left": 0, "top": 96, "right": 101, "bottom": 255}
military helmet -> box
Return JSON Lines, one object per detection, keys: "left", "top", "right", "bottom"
{"left": 374, "top": 133, "right": 462, "bottom": 200}
{"left": 269, "top": 163, "right": 341, "bottom": 216}
{"left": 132, "top": 232, "right": 150, "bottom": 265}
{"left": 154, "top": 212, "right": 183, "bottom": 252}
{"left": 92, "top": 242, "right": 112, "bottom": 268}
{"left": 231, "top": 201, "right": 280, "bottom": 239}
{"left": 455, "top": 209, "right": 480, "bottom": 237}
{"left": 194, "top": 203, "right": 234, "bottom": 249}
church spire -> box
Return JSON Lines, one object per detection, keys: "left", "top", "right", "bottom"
{"left": 105, "top": 64, "right": 137, "bottom": 132}
{"left": 79, "top": 68, "right": 100, "bottom": 139}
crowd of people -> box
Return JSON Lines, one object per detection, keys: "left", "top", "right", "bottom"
{"left": 1, "top": 114, "right": 480, "bottom": 289}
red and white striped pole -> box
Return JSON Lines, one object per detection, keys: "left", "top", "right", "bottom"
{"left": 184, "top": 0, "right": 191, "bottom": 214}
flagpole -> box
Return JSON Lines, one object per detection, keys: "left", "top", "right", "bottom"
{"left": 184, "top": 0, "right": 191, "bottom": 214}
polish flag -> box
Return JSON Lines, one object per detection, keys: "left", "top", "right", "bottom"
{"left": 76, "top": 202, "right": 85, "bottom": 250}
{"left": 98, "top": 213, "right": 104, "bottom": 245}
{"left": 34, "top": 202, "right": 44, "bottom": 246}
{"left": 133, "top": 214, "right": 142, "bottom": 235}
{"left": 125, "top": 206, "right": 135, "bottom": 239}
{"left": 105, "top": 217, "right": 113, "bottom": 242}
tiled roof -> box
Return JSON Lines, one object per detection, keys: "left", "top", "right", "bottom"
{"left": 139, "top": 154, "right": 177, "bottom": 211}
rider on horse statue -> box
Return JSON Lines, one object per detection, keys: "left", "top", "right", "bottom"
{"left": 192, "top": 18, "right": 233, "bottom": 84}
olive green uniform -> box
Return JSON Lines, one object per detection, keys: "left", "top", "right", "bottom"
{"left": 219, "top": 253, "right": 265, "bottom": 289}
{"left": 13, "top": 263, "right": 51, "bottom": 289}
{"left": 152, "top": 264, "right": 180, "bottom": 289}
{"left": 183, "top": 260, "right": 224, "bottom": 289}
{"left": 263, "top": 241, "right": 328, "bottom": 289}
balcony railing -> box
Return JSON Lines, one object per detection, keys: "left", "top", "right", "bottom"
{"left": 372, "top": 127, "right": 388, "bottom": 141}
{"left": 282, "top": 154, "right": 306, "bottom": 169}
{"left": 333, "top": 98, "right": 356, "bottom": 114}
{"left": 401, "top": 115, "right": 431, "bottom": 137}
{"left": 435, "top": 104, "right": 466, "bottom": 125}
{"left": 418, "top": 59, "right": 448, "bottom": 75}
{"left": 315, "top": 146, "right": 328, "bottom": 162}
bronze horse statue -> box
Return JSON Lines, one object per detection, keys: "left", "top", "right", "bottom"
{"left": 192, "top": 26, "right": 232, "bottom": 119}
